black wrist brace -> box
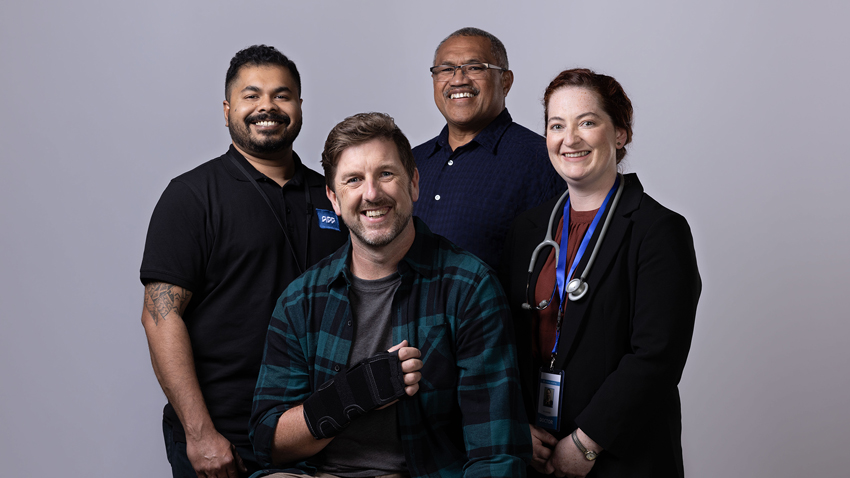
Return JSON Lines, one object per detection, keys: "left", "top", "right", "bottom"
{"left": 302, "top": 350, "right": 406, "bottom": 439}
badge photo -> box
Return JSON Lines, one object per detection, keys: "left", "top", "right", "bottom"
{"left": 536, "top": 369, "right": 564, "bottom": 432}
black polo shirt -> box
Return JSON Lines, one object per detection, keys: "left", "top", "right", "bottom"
{"left": 140, "top": 145, "right": 348, "bottom": 447}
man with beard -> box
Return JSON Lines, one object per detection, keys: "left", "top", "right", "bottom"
{"left": 140, "top": 45, "right": 348, "bottom": 478}
{"left": 249, "top": 113, "right": 531, "bottom": 477}
{"left": 413, "top": 27, "right": 564, "bottom": 269}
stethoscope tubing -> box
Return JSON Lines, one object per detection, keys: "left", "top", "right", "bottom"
{"left": 526, "top": 189, "right": 570, "bottom": 275}
{"left": 523, "top": 173, "right": 624, "bottom": 309}
{"left": 574, "top": 174, "right": 624, "bottom": 287}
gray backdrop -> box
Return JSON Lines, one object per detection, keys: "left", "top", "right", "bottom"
{"left": 1, "top": 1, "right": 848, "bottom": 477}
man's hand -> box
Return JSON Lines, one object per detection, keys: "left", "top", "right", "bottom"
{"left": 143, "top": 282, "right": 246, "bottom": 476}
{"left": 388, "top": 340, "right": 422, "bottom": 396}
{"left": 529, "top": 425, "right": 557, "bottom": 474}
{"left": 547, "top": 428, "right": 600, "bottom": 478}
{"left": 186, "top": 428, "right": 247, "bottom": 478}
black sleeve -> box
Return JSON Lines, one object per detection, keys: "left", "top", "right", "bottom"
{"left": 140, "top": 179, "right": 209, "bottom": 293}
{"left": 498, "top": 216, "right": 538, "bottom": 422}
{"left": 576, "top": 212, "right": 701, "bottom": 452}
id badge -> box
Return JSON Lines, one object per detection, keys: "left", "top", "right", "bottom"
{"left": 536, "top": 368, "right": 564, "bottom": 432}
{"left": 316, "top": 209, "right": 341, "bottom": 231}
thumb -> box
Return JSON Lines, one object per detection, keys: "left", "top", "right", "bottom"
{"left": 387, "top": 339, "right": 409, "bottom": 352}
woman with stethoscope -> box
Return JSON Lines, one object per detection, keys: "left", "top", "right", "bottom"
{"left": 498, "top": 69, "right": 701, "bottom": 478}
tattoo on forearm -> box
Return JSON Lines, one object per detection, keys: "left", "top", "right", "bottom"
{"left": 145, "top": 283, "right": 192, "bottom": 325}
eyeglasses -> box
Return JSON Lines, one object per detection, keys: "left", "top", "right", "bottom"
{"left": 429, "top": 62, "right": 507, "bottom": 81}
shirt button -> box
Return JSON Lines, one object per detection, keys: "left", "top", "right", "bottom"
{"left": 334, "top": 365, "right": 341, "bottom": 372}
{"left": 447, "top": 160, "right": 454, "bottom": 166}
{"left": 435, "top": 194, "right": 441, "bottom": 201}
{"left": 347, "top": 320, "right": 352, "bottom": 326}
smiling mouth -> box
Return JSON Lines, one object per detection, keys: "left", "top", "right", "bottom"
{"left": 364, "top": 207, "right": 390, "bottom": 218}
{"left": 246, "top": 112, "right": 291, "bottom": 129}
{"left": 563, "top": 151, "right": 590, "bottom": 158}
{"left": 449, "top": 91, "right": 475, "bottom": 99}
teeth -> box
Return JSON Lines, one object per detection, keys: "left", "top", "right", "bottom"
{"left": 450, "top": 92, "right": 474, "bottom": 99}
{"left": 365, "top": 209, "right": 388, "bottom": 218}
{"left": 254, "top": 121, "right": 279, "bottom": 126}
{"left": 564, "top": 151, "right": 589, "bottom": 158}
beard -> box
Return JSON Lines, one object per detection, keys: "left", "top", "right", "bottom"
{"left": 344, "top": 198, "right": 413, "bottom": 248}
{"left": 229, "top": 111, "right": 302, "bottom": 155}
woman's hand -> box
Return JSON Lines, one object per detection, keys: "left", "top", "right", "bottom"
{"left": 529, "top": 425, "right": 558, "bottom": 474}
{"left": 547, "top": 428, "right": 600, "bottom": 478}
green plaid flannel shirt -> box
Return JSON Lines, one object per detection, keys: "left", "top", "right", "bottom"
{"left": 250, "top": 219, "right": 531, "bottom": 477}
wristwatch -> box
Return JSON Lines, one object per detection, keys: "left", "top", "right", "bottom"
{"left": 571, "top": 429, "right": 598, "bottom": 461}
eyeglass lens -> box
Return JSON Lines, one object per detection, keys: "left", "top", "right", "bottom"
{"left": 432, "top": 63, "right": 492, "bottom": 81}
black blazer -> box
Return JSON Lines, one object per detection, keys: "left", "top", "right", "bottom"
{"left": 499, "top": 174, "right": 701, "bottom": 477}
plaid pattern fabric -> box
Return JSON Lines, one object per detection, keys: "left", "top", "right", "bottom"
{"left": 413, "top": 109, "right": 565, "bottom": 269}
{"left": 251, "top": 219, "right": 531, "bottom": 477}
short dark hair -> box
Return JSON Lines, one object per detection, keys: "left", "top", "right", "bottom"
{"left": 434, "top": 27, "right": 509, "bottom": 69}
{"left": 543, "top": 68, "right": 634, "bottom": 163}
{"left": 225, "top": 45, "right": 301, "bottom": 99}
{"left": 321, "top": 113, "right": 416, "bottom": 192}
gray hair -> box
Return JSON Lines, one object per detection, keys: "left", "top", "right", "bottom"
{"left": 433, "top": 27, "right": 509, "bottom": 69}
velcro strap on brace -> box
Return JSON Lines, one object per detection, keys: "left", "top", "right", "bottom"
{"left": 302, "top": 350, "right": 406, "bottom": 439}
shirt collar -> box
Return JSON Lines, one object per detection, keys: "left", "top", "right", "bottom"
{"left": 431, "top": 108, "right": 513, "bottom": 156}
{"left": 226, "top": 144, "right": 306, "bottom": 187}
{"left": 327, "top": 217, "right": 436, "bottom": 287}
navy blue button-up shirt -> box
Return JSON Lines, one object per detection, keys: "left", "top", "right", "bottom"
{"left": 413, "top": 109, "right": 564, "bottom": 269}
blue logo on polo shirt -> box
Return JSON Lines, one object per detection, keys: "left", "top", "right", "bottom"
{"left": 316, "top": 209, "right": 340, "bottom": 231}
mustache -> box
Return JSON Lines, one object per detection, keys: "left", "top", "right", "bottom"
{"left": 445, "top": 87, "right": 479, "bottom": 98}
{"left": 245, "top": 112, "right": 291, "bottom": 126}
{"left": 359, "top": 199, "right": 393, "bottom": 211}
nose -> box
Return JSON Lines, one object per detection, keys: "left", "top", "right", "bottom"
{"left": 449, "top": 67, "right": 468, "bottom": 85}
{"left": 363, "top": 176, "right": 381, "bottom": 202}
{"left": 258, "top": 94, "right": 279, "bottom": 112}
{"left": 561, "top": 126, "right": 581, "bottom": 147}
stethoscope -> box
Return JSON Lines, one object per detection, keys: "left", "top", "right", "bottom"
{"left": 522, "top": 173, "right": 624, "bottom": 310}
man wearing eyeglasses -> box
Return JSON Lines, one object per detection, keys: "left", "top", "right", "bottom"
{"left": 413, "top": 27, "right": 564, "bottom": 270}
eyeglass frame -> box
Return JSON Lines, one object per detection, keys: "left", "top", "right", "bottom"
{"left": 429, "top": 62, "right": 508, "bottom": 81}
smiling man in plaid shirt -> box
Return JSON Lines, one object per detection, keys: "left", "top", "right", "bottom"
{"left": 250, "top": 112, "right": 531, "bottom": 478}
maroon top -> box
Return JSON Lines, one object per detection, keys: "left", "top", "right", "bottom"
{"left": 533, "top": 207, "right": 598, "bottom": 363}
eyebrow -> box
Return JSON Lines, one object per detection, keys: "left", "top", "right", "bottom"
{"left": 240, "top": 85, "right": 293, "bottom": 95}
{"left": 547, "top": 112, "right": 600, "bottom": 123}
{"left": 435, "top": 58, "right": 486, "bottom": 66}
{"left": 336, "top": 160, "right": 404, "bottom": 179}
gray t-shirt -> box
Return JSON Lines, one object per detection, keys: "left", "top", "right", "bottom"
{"left": 310, "top": 272, "right": 407, "bottom": 477}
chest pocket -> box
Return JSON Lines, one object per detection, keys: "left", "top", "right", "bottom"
{"left": 417, "top": 324, "right": 456, "bottom": 390}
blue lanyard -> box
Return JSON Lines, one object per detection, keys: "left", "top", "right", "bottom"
{"left": 551, "top": 176, "right": 620, "bottom": 354}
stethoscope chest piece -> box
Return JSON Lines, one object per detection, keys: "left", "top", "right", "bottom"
{"left": 566, "top": 278, "right": 588, "bottom": 301}
{"left": 522, "top": 174, "right": 625, "bottom": 311}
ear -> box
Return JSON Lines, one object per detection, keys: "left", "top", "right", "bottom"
{"left": 615, "top": 127, "right": 628, "bottom": 147}
{"left": 410, "top": 168, "right": 420, "bottom": 203}
{"left": 501, "top": 70, "right": 514, "bottom": 98}
{"left": 326, "top": 185, "right": 341, "bottom": 216}
{"left": 223, "top": 100, "right": 230, "bottom": 127}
